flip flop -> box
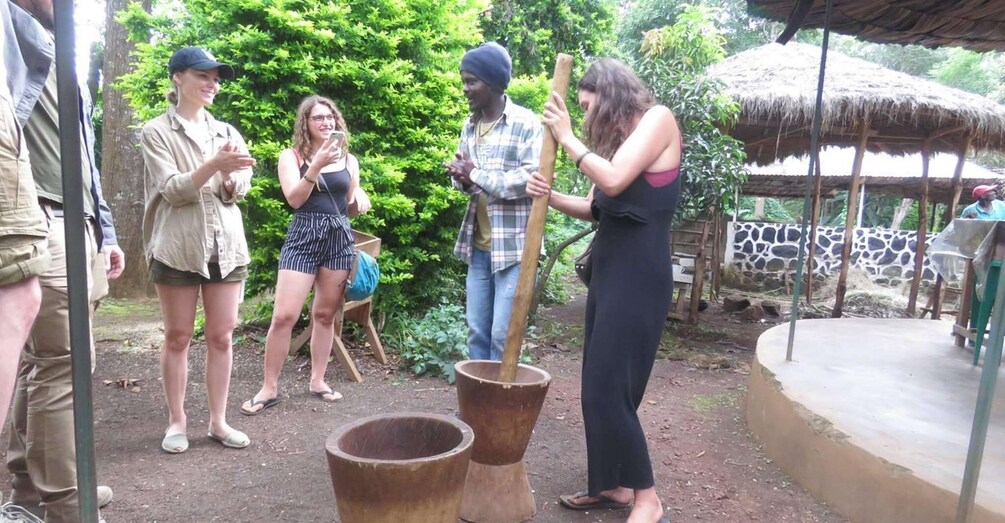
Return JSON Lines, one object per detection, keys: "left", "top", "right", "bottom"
{"left": 161, "top": 432, "right": 189, "bottom": 454}
{"left": 240, "top": 396, "right": 280, "bottom": 416}
{"left": 208, "top": 430, "right": 250, "bottom": 449}
{"left": 558, "top": 491, "right": 633, "bottom": 511}
{"left": 310, "top": 388, "right": 343, "bottom": 402}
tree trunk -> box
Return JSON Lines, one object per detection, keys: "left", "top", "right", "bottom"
{"left": 102, "top": 0, "right": 152, "bottom": 297}
{"left": 890, "top": 198, "right": 913, "bottom": 229}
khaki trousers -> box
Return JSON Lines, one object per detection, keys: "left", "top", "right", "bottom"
{"left": 7, "top": 209, "right": 105, "bottom": 522}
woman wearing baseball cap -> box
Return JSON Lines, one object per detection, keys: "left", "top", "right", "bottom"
{"left": 140, "top": 46, "right": 256, "bottom": 454}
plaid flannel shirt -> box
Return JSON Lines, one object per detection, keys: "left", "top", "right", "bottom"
{"left": 452, "top": 97, "right": 543, "bottom": 272}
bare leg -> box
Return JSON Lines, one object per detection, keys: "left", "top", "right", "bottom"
{"left": 626, "top": 487, "right": 664, "bottom": 522}
{"left": 201, "top": 281, "right": 242, "bottom": 437}
{"left": 307, "top": 267, "right": 349, "bottom": 395}
{"left": 0, "top": 277, "right": 41, "bottom": 429}
{"left": 155, "top": 284, "right": 200, "bottom": 440}
{"left": 243, "top": 270, "right": 315, "bottom": 412}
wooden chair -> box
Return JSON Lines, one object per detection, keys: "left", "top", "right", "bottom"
{"left": 288, "top": 230, "right": 387, "bottom": 382}
{"left": 919, "top": 284, "right": 963, "bottom": 319}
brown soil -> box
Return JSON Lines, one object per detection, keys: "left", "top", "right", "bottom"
{"left": 3, "top": 288, "right": 846, "bottom": 522}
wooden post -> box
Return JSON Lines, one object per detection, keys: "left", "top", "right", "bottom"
{"left": 907, "top": 139, "right": 932, "bottom": 316}
{"left": 497, "top": 54, "right": 573, "bottom": 383}
{"left": 832, "top": 118, "right": 869, "bottom": 318}
{"left": 948, "top": 135, "right": 972, "bottom": 220}
{"left": 689, "top": 210, "right": 714, "bottom": 323}
{"left": 806, "top": 159, "right": 823, "bottom": 304}
{"left": 932, "top": 136, "right": 973, "bottom": 320}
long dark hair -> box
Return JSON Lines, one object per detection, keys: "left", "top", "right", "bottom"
{"left": 578, "top": 59, "right": 655, "bottom": 160}
{"left": 292, "top": 95, "right": 349, "bottom": 162}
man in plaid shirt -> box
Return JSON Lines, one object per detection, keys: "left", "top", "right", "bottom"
{"left": 445, "top": 42, "right": 543, "bottom": 361}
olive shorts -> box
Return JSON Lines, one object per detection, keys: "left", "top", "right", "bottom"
{"left": 149, "top": 258, "right": 248, "bottom": 286}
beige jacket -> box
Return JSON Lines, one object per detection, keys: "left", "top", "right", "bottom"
{"left": 141, "top": 105, "right": 253, "bottom": 279}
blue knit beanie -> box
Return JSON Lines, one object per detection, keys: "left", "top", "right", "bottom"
{"left": 461, "top": 42, "right": 512, "bottom": 93}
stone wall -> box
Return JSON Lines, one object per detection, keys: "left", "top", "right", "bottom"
{"left": 725, "top": 221, "right": 936, "bottom": 290}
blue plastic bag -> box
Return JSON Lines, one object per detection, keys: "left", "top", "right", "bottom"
{"left": 346, "top": 251, "right": 379, "bottom": 301}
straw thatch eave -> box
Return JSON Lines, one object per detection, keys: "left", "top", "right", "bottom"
{"left": 746, "top": 0, "right": 1005, "bottom": 53}
{"left": 707, "top": 43, "right": 1005, "bottom": 165}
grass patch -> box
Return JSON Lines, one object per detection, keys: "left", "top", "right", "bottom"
{"left": 687, "top": 391, "right": 740, "bottom": 413}
{"left": 96, "top": 298, "right": 159, "bottom": 318}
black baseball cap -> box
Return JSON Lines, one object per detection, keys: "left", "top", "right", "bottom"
{"left": 168, "top": 47, "right": 236, "bottom": 79}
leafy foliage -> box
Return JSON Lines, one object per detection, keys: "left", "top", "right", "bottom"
{"left": 387, "top": 300, "right": 535, "bottom": 384}
{"left": 631, "top": 5, "right": 748, "bottom": 218}
{"left": 388, "top": 302, "right": 469, "bottom": 383}
{"left": 479, "top": 0, "right": 616, "bottom": 76}
{"left": 116, "top": 0, "right": 484, "bottom": 313}
{"left": 618, "top": 0, "right": 778, "bottom": 58}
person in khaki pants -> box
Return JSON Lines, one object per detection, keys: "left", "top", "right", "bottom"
{"left": 5, "top": 0, "right": 124, "bottom": 520}
{"left": 0, "top": 0, "right": 49, "bottom": 438}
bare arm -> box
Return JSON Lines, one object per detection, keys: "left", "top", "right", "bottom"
{"left": 543, "top": 92, "right": 680, "bottom": 196}
{"left": 525, "top": 172, "right": 595, "bottom": 222}
{"left": 278, "top": 149, "right": 315, "bottom": 209}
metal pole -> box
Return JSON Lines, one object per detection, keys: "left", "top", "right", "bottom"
{"left": 955, "top": 237, "right": 1005, "bottom": 522}
{"left": 785, "top": 0, "right": 834, "bottom": 361}
{"left": 53, "top": 0, "right": 100, "bottom": 520}
{"left": 856, "top": 185, "right": 865, "bottom": 228}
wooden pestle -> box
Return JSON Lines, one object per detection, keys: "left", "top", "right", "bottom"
{"left": 497, "top": 54, "right": 574, "bottom": 383}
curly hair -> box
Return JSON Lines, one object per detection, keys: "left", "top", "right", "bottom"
{"left": 292, "top": 95, "right": 349, "bottom": 162}
{"left": 577, "top": 59, "right": 655, "bottom": 160}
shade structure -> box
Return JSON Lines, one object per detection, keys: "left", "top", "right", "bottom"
{"left": 707, "top": 42, "right": 1005, "bottom": 165}
{"left": 743, "top": 147, "right": 1005, "bottom": 201}
{"left": 747, "top": 0, "right": 1005, "bottom": 53}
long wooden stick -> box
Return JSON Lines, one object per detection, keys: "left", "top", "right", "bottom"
{"left": 497, "top": 54, "right": 574, "bottom": 383}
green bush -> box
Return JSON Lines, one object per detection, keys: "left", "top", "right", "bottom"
{"left": 117, "top": 0, "right": 484, "bottom": 314}
{"left": 387, "top": 303, "right": 469, "bottom": 383}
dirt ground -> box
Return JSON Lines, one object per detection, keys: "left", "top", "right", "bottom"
{"left": 2, "top": 287, "right": 847, "bottom": 522}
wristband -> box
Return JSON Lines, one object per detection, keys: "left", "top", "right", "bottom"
{"left": 575, "top": 150, "right": 594, "bottom": 170}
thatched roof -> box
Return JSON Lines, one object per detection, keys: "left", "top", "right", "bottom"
{"left": 743, "top": 147, "right": 1005, "bottom": 202}
{"left": 707, "top": 42, "right": 1005, "bottom": 165}
{"left": 747, "top": 0, "right": 1005, "bottom": 53}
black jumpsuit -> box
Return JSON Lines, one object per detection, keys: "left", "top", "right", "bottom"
{"left": 582, "top": 169, "right": 681, "bottom": 496}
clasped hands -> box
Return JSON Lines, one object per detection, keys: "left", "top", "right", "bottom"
{"left": 445, "top": 151, "right": 475, "bottom": 188}
{"left": 213, "top": 141, "right": 256, "bottom": 189}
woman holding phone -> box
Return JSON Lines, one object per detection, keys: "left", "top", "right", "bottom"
{"left": 141, "top": 47, "right": 256, "bottom": 453}
{"left": 241, "top": 95, "right": 370, "bottom": 415}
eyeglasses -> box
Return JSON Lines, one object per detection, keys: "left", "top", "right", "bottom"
{"left": 309, "top": 114, "right": 336, "bottom": 123}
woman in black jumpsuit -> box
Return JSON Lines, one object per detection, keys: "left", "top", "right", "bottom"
{"left": 526, "top": 59, "right": 681, "bottom": 523}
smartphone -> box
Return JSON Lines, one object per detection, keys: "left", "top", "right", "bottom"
{"left": 329, "top": 130, "right": 346, "bottom": 150}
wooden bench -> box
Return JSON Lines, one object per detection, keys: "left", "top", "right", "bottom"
{"left": 288, "top": 230, "right": 387, "bottom": 383}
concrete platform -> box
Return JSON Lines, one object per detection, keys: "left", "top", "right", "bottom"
{"left": 748, "top": 318, "right": 1005, "bottom": 523}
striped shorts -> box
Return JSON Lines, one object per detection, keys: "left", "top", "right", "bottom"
{"left": 278, "top": 211, "right": 355, "bottom": 274}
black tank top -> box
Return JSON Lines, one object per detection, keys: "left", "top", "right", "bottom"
{"left": 297, "top": 162, "right": 350, "bottom": 216}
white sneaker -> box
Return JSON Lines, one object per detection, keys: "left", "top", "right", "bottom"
{"left": 97, "top": 486, "right": 113, "bottom": 508}
{"left": 0, "top": 493, "right": 44, "bottom": 523}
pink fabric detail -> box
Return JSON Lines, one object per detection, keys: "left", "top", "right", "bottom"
{"left": 643, "top": 167, "right": 679, "bottom": 188}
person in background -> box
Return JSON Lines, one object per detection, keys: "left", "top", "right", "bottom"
{"left": 960, "top": 184, "right": 1005, "bottom": 220}
{"left": 240, "top": 95, "right": 371, "bottom": 416}
{"left": 444, "top": 42, "right": 543, "bottom": 361}
{"left": 525, "top": 58, "right": 680, "bottom": 523}
{"left": 6, "top": 0, "right": 124, "bottom": 519}
{"left": 140, "top": 47, "right": 255, "bottom": 454}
